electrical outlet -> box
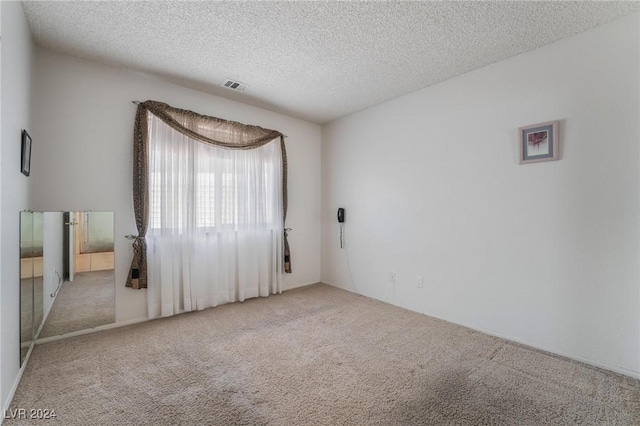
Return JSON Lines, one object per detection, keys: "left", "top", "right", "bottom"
{"left": 416, "top": 275, "right": 424, "bottom": 288}
{"left": 389, "top": 271, "right": 396, "bottom": 283}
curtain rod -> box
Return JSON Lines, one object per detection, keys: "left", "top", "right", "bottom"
{"left": 131, "top": 101, "right": 287, "bottom": 138}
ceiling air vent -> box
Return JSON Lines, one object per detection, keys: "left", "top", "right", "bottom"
{"left": 221, "top": 79, "right": 248, "bottom": 92}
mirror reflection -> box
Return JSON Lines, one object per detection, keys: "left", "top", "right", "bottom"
{"left": 19, "top": 212, "right": 36, "bottom": 364}
{"left": 19, "top": 211, "right": 115, "bottom": 360}
{"left": 19, "top": 212, "right": 43, "bottom": 365}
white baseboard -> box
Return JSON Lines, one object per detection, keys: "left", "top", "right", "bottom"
{"left": 321, "top": 279, "right": 357, "bottom": 294}
{"left": 284, "top": 280, "right": 319, "bottom": 291}
{"left": 34, "top": 317, "right": 150, "bottom": 345}
{"left": 320, "top": 280, "right": 640, "bottom": 380}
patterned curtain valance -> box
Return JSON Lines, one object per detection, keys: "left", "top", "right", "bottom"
{"left": 126, "top": 100, "right": 291, "bottom": 290}
{"left": 139, "top": 100, "right": 284, "bottom": 149}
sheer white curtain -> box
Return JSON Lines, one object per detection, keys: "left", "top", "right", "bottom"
{"left": 146, "top": 114, "right": 284, "bottom": 318}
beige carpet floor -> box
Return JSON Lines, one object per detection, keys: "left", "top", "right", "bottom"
{"left": 9, "top": 284, "right": 640, "bottom": 425}
{"left": 39, "top": 270, "right": 115, "bottom": 338}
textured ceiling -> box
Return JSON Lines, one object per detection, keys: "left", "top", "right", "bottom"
{"left": 21, "top": 1, "right": 640, "bottom": 124}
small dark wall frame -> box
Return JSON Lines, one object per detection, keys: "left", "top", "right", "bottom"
{"left": 21, "top": 130, "right": 32, "bottom": 177}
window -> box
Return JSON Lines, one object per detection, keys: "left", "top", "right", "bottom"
{"left": 147, "top": 114, "right": 282, "bottom": 233}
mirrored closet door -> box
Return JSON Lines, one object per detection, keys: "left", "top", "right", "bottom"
{"left": 20, "top": 212, "right": 42, "bottom": 364}
{"left": 19, "top": 211, "right": 116, "bottom": 364}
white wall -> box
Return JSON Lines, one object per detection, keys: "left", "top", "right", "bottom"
{"left": 0, "top": 0, "right": 33, "bottom": 410}
{"left": 322, "top": 14, "right": 640, "bottom": 377}
{"left": 42, "top": 212, "right": 63, "bottom": 320}
{"left": 31, "top": 48, "right": 322, "bottom": 323}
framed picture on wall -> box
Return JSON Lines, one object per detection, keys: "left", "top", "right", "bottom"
{"left": 519, "top": 120, "right": 559, "bottom": 164}
{"left": 21, "top": 130, "right": 32, "bottom": 176}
